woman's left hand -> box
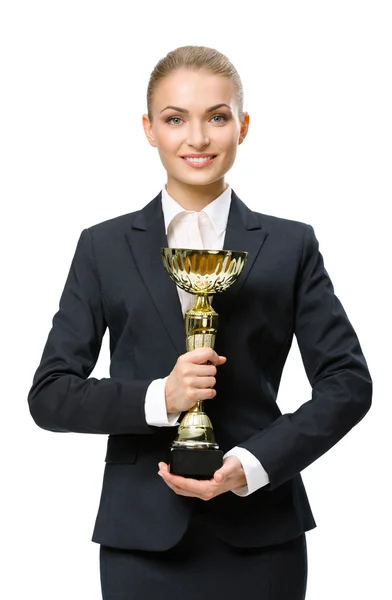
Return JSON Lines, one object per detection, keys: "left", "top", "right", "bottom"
{"left": 157, "top": 456, "right": 247, "bottom": 500}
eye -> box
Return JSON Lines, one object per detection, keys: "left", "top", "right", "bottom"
{"left": 211, "top": 114, "right": 228, "bottom": 124}
{"left": 166, "top": 116, "right": 183, "bottom": 125}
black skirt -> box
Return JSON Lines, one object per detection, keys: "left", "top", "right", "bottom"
{"left": 99, "top": 503, "right": 308, "bottom": 600}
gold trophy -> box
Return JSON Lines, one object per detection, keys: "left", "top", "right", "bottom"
{"left": 160, "top": 248, "right": 248, "bottom": 479}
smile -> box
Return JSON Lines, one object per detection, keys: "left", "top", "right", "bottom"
{"left": 181, "top": 156, "right": 217, "bottom": 168}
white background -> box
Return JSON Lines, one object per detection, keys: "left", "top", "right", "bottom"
{"left": 1, "top": 1, "right": 390, "bottom": 598}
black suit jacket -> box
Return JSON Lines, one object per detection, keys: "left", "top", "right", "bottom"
{"left": 28, "top": 189, "right": 372, "bottom": 550}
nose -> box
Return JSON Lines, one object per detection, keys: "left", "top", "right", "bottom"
{"left": 186, "top": 121, "right": 210, "bottom": 149}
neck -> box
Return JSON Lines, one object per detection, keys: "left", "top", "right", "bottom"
{"left": 165, "top": 177, "right": 228, "bottom": 211}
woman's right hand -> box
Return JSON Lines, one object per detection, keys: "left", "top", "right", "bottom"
{"left": 165, "top": 348, "right": 227, "bottom": 414}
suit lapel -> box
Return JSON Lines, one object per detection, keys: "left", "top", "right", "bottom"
{"left": 125, "top": 192, "right": 186, "bottom": 355}
{"left": 212, "top": 189, "right": 268, "bottom": 324}
{"left": 125, "top": 189, "right": 268, "bottom": 354}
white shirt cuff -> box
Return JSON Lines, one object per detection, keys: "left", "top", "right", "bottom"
{"left": 223, "top": 446, "right": 270, "bottom": 497}
{"left": 144, "top": 377, "right": 181, "bottom": 426}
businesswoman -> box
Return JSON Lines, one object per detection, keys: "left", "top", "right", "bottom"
{"left": 28, "top": 45, "right": 372, "bottom": 599}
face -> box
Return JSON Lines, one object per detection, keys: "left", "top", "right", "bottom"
{"left": 142, "top": 68, "right": 249, "bottom": 195}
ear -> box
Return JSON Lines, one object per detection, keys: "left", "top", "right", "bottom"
{"left": 238, "top": 112, "right": 250, "bottom": 145}
{"left": 142, "top": 114, "right": 157, "bottom": 147}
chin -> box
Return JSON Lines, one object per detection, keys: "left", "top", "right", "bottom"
{"left": 182, "top": 177, "right": 222, "bottom": 187}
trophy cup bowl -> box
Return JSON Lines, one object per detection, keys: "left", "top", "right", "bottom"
{"left": 160, "top": 248, "right": 248, "bottom": 479}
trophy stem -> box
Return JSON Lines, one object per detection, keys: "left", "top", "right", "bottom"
{"left": 191, "top": 294, "right": 213, "bottom": 311}
{"left": 189, "top": 401, "right": 203, "bottom": 413}
{"left": 171, "top": 294, "right": 220, "bottom": 456}
{"left": 185, "top": 294, "right": 218, "bottom": 352}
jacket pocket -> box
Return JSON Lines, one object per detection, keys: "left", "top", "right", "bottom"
{"left": 105, "top": 435, "right": 138, "bottom": 464}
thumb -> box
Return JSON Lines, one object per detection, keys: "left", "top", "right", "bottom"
{"left": 213, "top": 459, "right": 236, "bottom": 483}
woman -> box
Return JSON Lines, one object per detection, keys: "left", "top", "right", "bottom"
{"left": 28, "top": 45, "right": 372, "bottom": 599}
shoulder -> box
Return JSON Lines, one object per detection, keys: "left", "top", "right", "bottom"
{"left": 251, "top": 208, "right": 315, "bottom": 251}
{"left": 232, "top": 191, "right": 312, "bottom": 242}
{"left": 232, "top": 191, "right": 320, "bottom": 265}
{"left": 85, "top": 210, "right": 140, "bottom": 239}
{"left": 257, "top": 211, "right": 310, "bottom": 235}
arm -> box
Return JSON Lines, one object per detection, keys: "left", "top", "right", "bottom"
{"left": 28, "top": 229, "right": 154, "bottom": 436}
{"left": 237, "top": 224, "right": 372, "bottom": 490}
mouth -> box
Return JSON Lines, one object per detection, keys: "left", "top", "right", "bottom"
{"left": 180, "top": 155, "right": 217, "bottom": 168}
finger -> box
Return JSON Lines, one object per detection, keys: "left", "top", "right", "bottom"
{"left": 213, "top": 469, "right": 228, "bottom": 483}
{"left": 186, "top": 387, "right": 216, "bottom": 404}
{"left": 191, "top": 375, "right": 216, "bottom": 389}
{"left": 158, "top": 469, "right": 193, "bottom": 488}
{"left": 213, "top": 458, "right": 239, "bottom": 483}
{"left": 161, "top": 470, "right": 217, "bottom": 496}
{"left": 185, "top": 348, "right": 226, "bottom": 366}
{"left": 191, "top": 364, "right": 218, "bottom": 377}
{"left": 161, "top": 478, "right": 196, "bottom": 497}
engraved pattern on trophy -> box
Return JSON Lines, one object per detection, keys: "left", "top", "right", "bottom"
{"left": 161, "top": 248, "right": 248, "bottom": 478}
{"left": 161, "top": 249, "right": 247, "bottom": 294}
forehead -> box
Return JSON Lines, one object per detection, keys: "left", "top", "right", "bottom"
{"left": 152, "top": 68, "right": 236, "bottom": 111}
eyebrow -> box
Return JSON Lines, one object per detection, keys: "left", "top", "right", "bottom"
{"left": 160, "top": 103, "right": 232, "bottom": 114}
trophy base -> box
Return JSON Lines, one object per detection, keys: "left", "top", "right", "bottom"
{"left": 169, "top": 446, "right": 224, "bottom": 479}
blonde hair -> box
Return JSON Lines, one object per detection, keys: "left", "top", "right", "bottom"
{"left": 146, "top": 45, "right": 244, "bottom": 122}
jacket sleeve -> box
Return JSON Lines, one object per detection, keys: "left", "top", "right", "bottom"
{"left": 238, "top": 224, "right": 372, "bottom": 490}
{"left": 28, "top": 228, "right": 154, "bottom": 436}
